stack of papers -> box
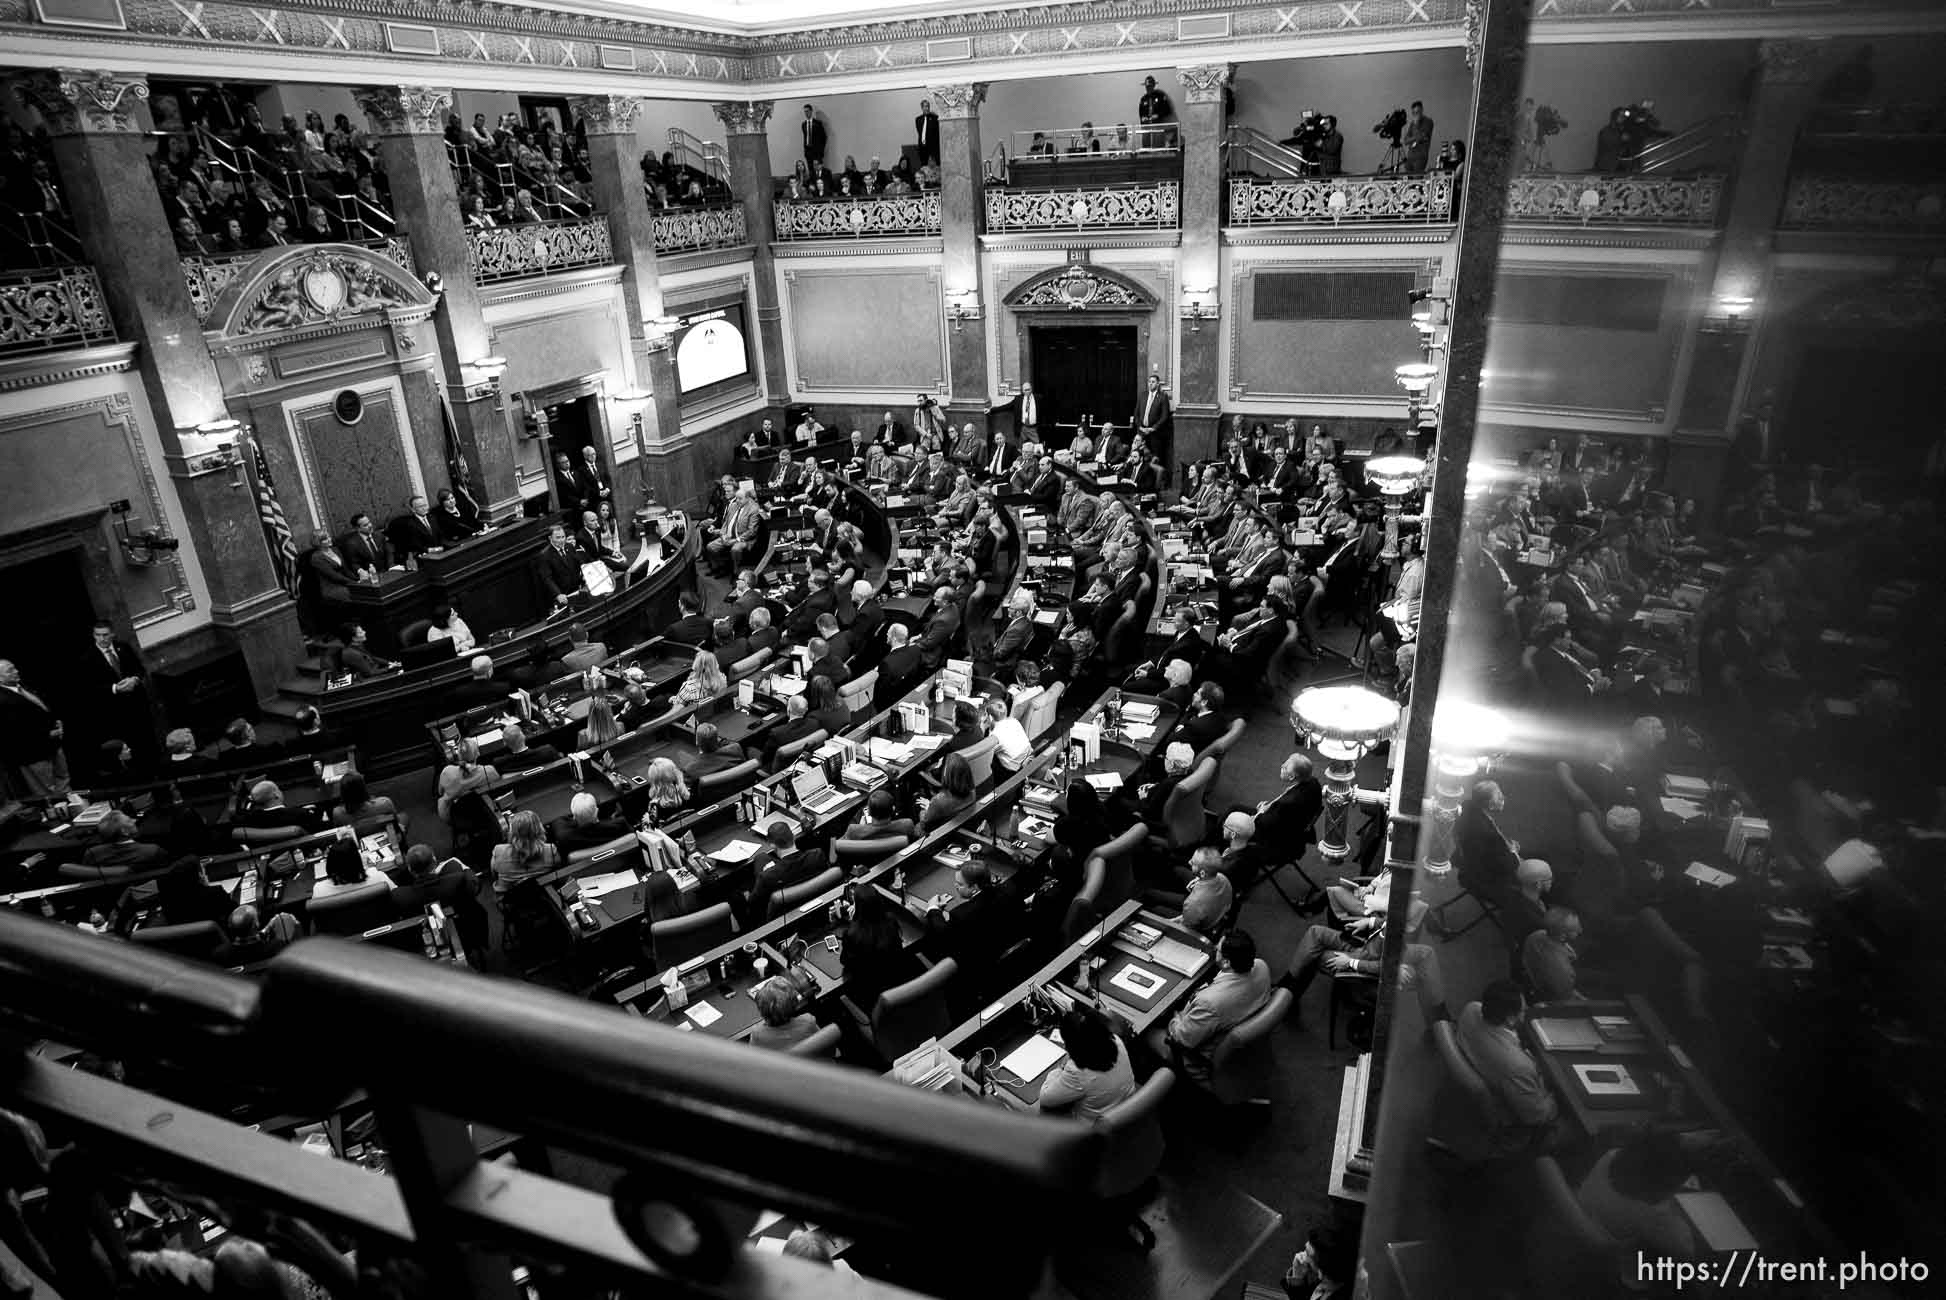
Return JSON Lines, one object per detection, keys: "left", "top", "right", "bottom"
{"left": 1121, "top": 722, "right": 1157, "bottom": 741}
{"left": 1532, "top": 1018, "right": 1603, "bottom": 1051}
{"left": 710, "top": 839, "right": 763, "bottom": 864}
{"left": 578, "top": 870, "right": 639, "bottom": 898}
{"left": 1082, "top": 772, "right": 1124, "bottom": 793}
{"left": 998, "top": 1034, "right": 1066, "bottom": 1084}
{"left": 1665, "top": 773, "right": 1711, "bottom": 799}
{"left": 1660, "top": 797, "right": 1706, "bottom": 823}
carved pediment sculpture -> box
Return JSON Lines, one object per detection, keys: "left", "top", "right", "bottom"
{"left": 237, "top": 249, "right": 411, "bottom": 335}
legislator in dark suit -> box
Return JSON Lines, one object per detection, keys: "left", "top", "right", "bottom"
{"left": 800, "top": 110, "right": 828, "bottom": 165}
{"left": 536, "top": 537, "right": 585, "bottom": 604}
{"left": 549, "top": 812, "right": 631, "bottom": 854}
{"left": 875, "top": 644, "right": 924, "bottom": 709}
{"left": 1256, "top": 775, "right": 1323, "bottom": 856}
{"left": 388, "top": 509, "right": 440, "bottom": 560}
{"left": 847, "top": 597, "right": 886, "bottom": 667}
{"left": 1132, "top": 378, "right": 1173, "bottom": 452}
{"left": 925, "top": 883, "right": 1022, "bottom": 993}
{"left": 0, "top": 681, "right": 65, "bottom": 777}
{"left": 915, "top": 107, "right": 940, "bottom": 163}
{"left": 434, "top": 502, "right": 480, "bottom": 544}
{"left": 666, "top": 613, "right": 716, "bottom": 648}
{"left": 916, "top": 602, "right": 961, "bottom": 671}
{"left": 339, "top": 529, "right": 389, "bottom": 575}
{"left": 78, "top": 633, "right": 151, "bottom": 756}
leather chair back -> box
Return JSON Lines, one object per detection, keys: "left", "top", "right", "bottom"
{"left": 566, "top": 836, "right": 639, "bottom": 869}
{"left": 872, "top": 956, "right": 958, "bottom": 1060}
{"left": 787, "top": 1022, "right": 843, "bottom": 1058}
{"left": 1093, "top": 1066, "right": 1174, "bottom": 1199}
{"left": 1193, "top": 718, "right": 1247, "bottom": 772}
{"left": 768, "top": 866, "right": 843, "bottom": 919}
{"left": 649, "top": 900, "right": 736, "bottom": 970}
{"left": 728, "top": 648, "right": 773, "bottom": 678}
{"left": 1433, "top": 1017, "right": 1502, "bottom": 1134}
{"left": 129, "top": 920, "right": 224, "bottom": 960}
{"left": 772, "top": 729, "right": 829, "bottom": 769}
{"left": 959, "top": 736, "right": 1000, "bottom": 788}
{"left": 832, "top": 834, "right": 909, "bottom": 869}
{"left": 839, "top": 668, "right": 878, "bottom": 719}
{"left": 308, "top": 880, "right": 400, "bottom": 935}
{"left": 1162, "top": 758, "right": 1218, "bottom": 850}
{"left": 696, "top": 758, "right": 762, "bottom": 803}
{"left": 1529, "top": 1155, "right": 1625, "bottom": 1296}
{"left": 1206, "top": 982, "right": 1290, "bottom": 1105}
{"left": 1013, "top": 680, "right": 1064, "bottom": 739}
{"left": 1090, "top": 822, "right": 1147, "bottom": 913}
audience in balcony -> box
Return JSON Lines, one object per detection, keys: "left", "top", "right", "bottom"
{"left": 1403, "top": 101, "right": 1436, "bottom": 173}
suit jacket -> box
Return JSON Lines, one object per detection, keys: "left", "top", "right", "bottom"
{"left": 992, "top": 615, "right": 1033, "bottom": 673}
{"left": 78, "top": 640, "right": 146, "bottom": 717}
{"left": 927, "top": 465, "right": 958, "bottom": 499}
{"left": 388, "top": 511, "right": 440, "bottom": 558}
{"left": 748, "top": 626, "right": 783, "bottom": 657}
{"left": 308, "top": 548, "right": 353, "bottom": 593}
{"left": 1134, "top": 387, "right": 1173, "bottom": 438}
{"left": 915, "top": 111, "right": 940, "bottom": 155}
{"left": 807, "top": 654, "right": 851, "bottom": 689}
{"left": 801, "top": 116, "right": 827, "bottom": 159}
{"left": 760, "top": 716, "right": 822, "bottom": 766}
{"left": 985, "top": 441, "right": 1020, "bottom": 478}
{"left": 847, "top": 598, "right": 885, "bottom": 655}
{"left": 747, "top": 845, "right": 827, "bottom": 918}
{"left": 340, "top": 531, "right": 389, "bottom": 574}
{"left": 766, "top": 461, "right": 800, "bottom": 490}
{"left": 901, "top": 459, "right": 934, "bottom": 494}
{"left": 536, "top": 544, "right": 583, "bottom": 600}
{"left": 1454, "top": 805, "right": 1519, "bottom": 898}
{"left": 1169, "top": 709, "right": 1228, "bottom": 757}
{"left": 666, "top": 614, "right": 716, "bottom": 648}
{"left": 786, "top": 588, "right": 837, "bottom": 640}
{"left": 875, "top": 645, "right": 924, "bottom": 707}
{"left": 926, "top": 885, "right": 1021, "bottom": 981}
{"left": 549, "top": 815, "right": 631, "bottom": 854}
{"left": 1057, "top": 491, "right": 1099, "bottom": 537}
{"left": 1027, "top": 470, "right": 1061, "bottom": 510}
{"left": 917, "top": 605, "right": 961, "bottom": 669}
{"left": 555, "top": 467, "right": 589, "bottom": 517}
{"left": 1257, "top": 777, "right": 1322, "bottom": 848}
{"left": 393, "top": 863, "right": 479, "bottom": 913}
{"left": 682, "top": 744, "right": 748, "bottom": 781}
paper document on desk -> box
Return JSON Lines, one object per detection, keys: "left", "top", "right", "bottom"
{"left": 909, "top": 733, "right": 948, "bottom": 752}
{"left": 1082, "top": 772, "right": 1124, "bottom": 793}
{"left": 1120, "top": 722, "right": 1157, "bottom": 742}
{"left": 1659, "top": 797, "right": 1706, "bottom": 823}
{"left": 1684, "top": 861, "right": 1737, "bottom": 889}
{"left": 578, "top": 871, "right": 638, "bottom": 898}
{"left": 1000, "top": 1034, "right": 1066, "bottom": 1083}
{"left": 683, "top": 1001, "right": 722, "bottom": 1028}
{"left": 710, "top": 839, "right": 763, "bottom": 864}
{"left": 1108, "top": 964, "right": 1166, "bottom": 1001}
{"left": 1531, "top": 1018, "right": 1603, "bottom": 1051}
{"left": 1146, "top": 936, "right": 1205, "bottom": 977}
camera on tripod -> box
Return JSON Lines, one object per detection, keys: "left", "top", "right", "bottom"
{"left": 1372, "top": 109, "right": 1407, "bottom": 145}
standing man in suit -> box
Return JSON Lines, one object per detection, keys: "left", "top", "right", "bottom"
{"left": 578, "top": 445, "right": 613, "bottom": 511}
{"left": 800, "top": 104, "right": 827, "bottom": 167}
{"left": 1016, "top": 382, "right": 1040, "bottom": 446}
{"left": 387, "top": 495, "right": 440, "bottom": 561}
{"left": 552, "top": 452, "right": 589, "bottom": 519}
{"left": 1402, "top": 101, "right": 1436, "bottom": 174}
{"left": 1132, "top": 374, "right": 1172, "bottom": 464}
{"left": 914, "top": 98, "right": 941, "bottom": 166}
{"left": 81, "top": 620, "right": 152, "bottom": 766}
{"left": 536, "top": 522, "right": 584, "bottom": 610}
{"left": 0, "top": 659, "right": 69, "bottom": 797}
{"left": 339, "top": 512, "right": 389, "bottom": 579}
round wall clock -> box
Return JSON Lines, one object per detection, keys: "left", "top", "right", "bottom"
{"left": 333, "top": 389, "right": 364, "bottom": 425}
{"left": 303, "top": 265, "right": 347, "bottom": 315}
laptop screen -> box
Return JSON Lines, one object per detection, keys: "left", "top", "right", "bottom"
{"left": 791, "top": 767, "right": 829, "bottom": 804}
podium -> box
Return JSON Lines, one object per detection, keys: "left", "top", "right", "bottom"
{"left": 339, "top": 517, "right": 549, "bottom": 652}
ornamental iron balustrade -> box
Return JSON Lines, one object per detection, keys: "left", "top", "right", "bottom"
{"left": 469, "top": 217, "right": 614, "bottom": 284}
{"left": 653, "top": 202, "right": 749, "bottom": 252}
{"left": 985, "top": 181, "right": 1180, "bottom": 232}
{"left": 773, "top": 192, "right": 943, "bottom": 240}
{"left": 1506, "top": 173, "right": 1724, "bottom": 226}
{"left": 1227, "top": 173, "right": 1455, "bottom": 226}
{"left": 183, "top": 236, "right": 415, "bottom": 322}
{"left": 1780, "top": 176, "right": 1946, "bottom": 232}
{"left": 0, "top": 265, "right": 116, "bottom": 356}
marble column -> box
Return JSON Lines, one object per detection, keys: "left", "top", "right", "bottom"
{"left": 714, "top": 101, "right": 788, "bottom": 403}
{"left": 932, "top": 83, "right": 990, "bottom": 428}
{"left": 355, "top": 85, "right": 521, "bottom": 522}
{"left": 568, "top": 93, "right": 686, "bottom": 522}
{"left": 1174, "top": 64, "right": 1232, "bottom": 469}
{"left": 16, "top": 69, "right": 301, "bottom": 699}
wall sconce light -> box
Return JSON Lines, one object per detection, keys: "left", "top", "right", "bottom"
{"left": 111, "top": 498, "right": 181, "bottom": 566}
{"left": 464, "top": 355, "right": 508, "bottom": 399}
{"left": 1394, "top": 362, "right": 1439, "bottom": 398}
{"left": 945, "top": 290, "right": 982, "bottom": 332}
{"left": 645, "top": 315, "right": 681, "bottom": 352}
{"left": 191, "top": 418, "right": 245, "bottom": 488}
{"left": 1703, "top": 295, "right": 1754, "bottom": 334}
{"left": 1180, "top": 288, "right": 1219, "bottom": 332}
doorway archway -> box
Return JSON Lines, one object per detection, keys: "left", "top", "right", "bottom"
{"left": 1004, "top": 263, "right": 1160, "bottom": 454}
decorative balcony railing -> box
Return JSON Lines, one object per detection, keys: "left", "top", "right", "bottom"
{"left": 985, "top": 181, "right": 1180, "bottom": 232}
{"left": 181, "top": 235, "right": 416, "bottom": 321}
{"left": 469, "top": 217, "right": 613, "bottom": 284}
{"left": 652, "top": 202, "right": 748, "bottom": 252}
{"left": 0, "top": 265, "right": 116, "bottom": 357}
{"left": 1506, "top": 173, "right": 1724, "bottom": 226}
{"left": 773, "top": 192, "right": 943, "bottom": 240}
{"left": 1228, "top": 173, "right": 1455, "bottom": 226}
{"left": 1779, "top": 176, "right": 1946, "bottom": 232}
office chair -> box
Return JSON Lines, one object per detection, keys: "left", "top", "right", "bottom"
{"left": 128, "top": 920, "right": 224, "bottom": 961}
{"left": 1527, "top": 1156, "right": 1627, "bottom": 1297}
{"left": 767, "top": 866, "right": 843, "bottom": 920}
{"left": 307, "top": 882, "right": 401, "bottom": 936}
{"left": 867, "top": 957, "right": 958, "bottom": 1062}
{"left": 1013, "top": 681, "right": 1064, "bottom": 739}
{"left": 728, "top": 648, "right": 773, "bottom": 678}
{"left": 565, "top": 837, "right": 639, "bottom": 870}
{"left": 648, "top": 901, "right": 736, "bottom": 971}
{"left": 787, "top": 1022, "right": 843, "bottom": 1059}
{"left": 1156, "top": 757, "right": 1218, "bottom": 853}
{"left": 696, "top": 758, "right": 762, "bottom": 805}
{"left": 959, "top": 736, "right": 1000, "bottom": 788}
{"left": 839, "top": 668, "right": 878, "bottom": 719}
{"left": 1202, "top": 985, "right": 1291, "bottom": 1106}
{"left": 831, "top": 834, "right": 909, "bottom": 870}
{"left": 771, "top": 729, "right": 829, "bottom": 770}
{"left": 1086, "top": 1065, "right": 1175, "bottom": 1249}
{"left": 1191, "top": 717, "right": 1247, "bottom": 777}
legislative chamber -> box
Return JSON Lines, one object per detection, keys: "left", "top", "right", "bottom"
{"left": 0, "top": 0, "right": 1940, "bottom": 1296}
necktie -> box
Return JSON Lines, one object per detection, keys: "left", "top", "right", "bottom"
{"left": 104, "top": 647, "right": 118, "bottom": 674}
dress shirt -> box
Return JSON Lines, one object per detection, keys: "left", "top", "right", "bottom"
{"left": 1454, "top": 1003, "right": 1557, "bottom": 1127}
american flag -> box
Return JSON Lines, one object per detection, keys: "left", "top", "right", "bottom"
{"left": 248, "top": 435, "right": 299, "bottom": 597}
{"left": 440, "top": 393, "right": 482, "bottom": 521}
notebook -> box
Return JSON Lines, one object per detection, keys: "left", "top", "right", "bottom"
{"left": 1532, "top": 1017, "right": 1603, "bottom": 1052}
{"left": 998, "top": 1034, "right": 1066, "bottom": 1084}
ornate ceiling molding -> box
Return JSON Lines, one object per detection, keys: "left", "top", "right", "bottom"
{"left": 927, "top": 83, "right": 987, "bottom": 120}
{"left": 1176, "top": 64, "right": 1232, "bottom": 104}
{"left": 712, "top": 100, "right": 775, "bottom": 136}
{"left": 203, "top": 243, "right": 435, "bottom": 346}
{"left": 14, "top": 69, "right": 149, "bottom": 135}
{"left": 568, "top": 93, "right": 644, "bottom": 135}
{"left": 354, "top": 84, "right": 452, "bottom": 136}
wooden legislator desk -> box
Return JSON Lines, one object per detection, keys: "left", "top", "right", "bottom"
{"left": 337, "top": 517, "right": 560, "bottom": 655}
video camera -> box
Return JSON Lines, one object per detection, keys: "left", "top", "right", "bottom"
{"left": 1373, "top": 108, "right": 1407, "bottom": 145}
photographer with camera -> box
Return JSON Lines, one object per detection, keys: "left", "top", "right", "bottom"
{"left": 1316, "top": 114, "right": 1343, "bottom": 176}
{"left": 1372, "top": 108, "right": 1407, "bottom": 173}
{"left": 1283, "top": 110, "right": 1327, "bottom": 175}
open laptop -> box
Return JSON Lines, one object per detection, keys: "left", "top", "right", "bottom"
{"left": 790, "top": 764, "right": 850, "bottom": 816}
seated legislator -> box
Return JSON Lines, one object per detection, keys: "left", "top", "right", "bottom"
{"left": 156, "top": 856, "right": 235, "bottom": 925}
{"left": 743, "top": 817, "right": 826, "bottom": 921}
{"left": 339, "top": 512, "right": 389, "bottom": 578}
{"left": 574, "top": 509, "right": 627, "bottom": 572}
{"left": 665, "top": 591, "right": 716, "bottom": 649}
{"left": 536, "top": 522, "right": 586, "bottom": 610}
{"left": 749, "top": 976, "right": 821, "bottom": 1050}
{"left": 213, "top": 906, "right": 300, "bottom": 966}
{"left": 232, "top": 781, "right": 320, "bottom": 844}
{"left": 577, "top": 697, "right": 625, "bottom": 751}
{"left": 330, "top": 623, "right": 398, "bottom": 679}
{"left": 425, "top": 603, "right": 476, "bottom": 656}
{"left": 561, "top": 622, "right": 608, "bottom": 674}
{"left": 758, "top": 695, "right": 819, "bottom": 770}
{"left": 433, "top": 487, "right": 480, "bottom": 542}
{"left": 550, "top": 791, "right": 630, "bottom": 854}
{"left": 841, "top": 788, "right": 917, "bottom": 844}
{"left": 914, "top": 856, "right": 1021, "bottom": 987}
{"left": 1155, "top": 931, "right": 1271, "bottom": 1083}
{"left": 447, "top": 655, "right": 507, "bottom": 712}
{"left": 435, "top": 741, "right": 500, "bottom": 823}
{"left": 329, "top": 770, "right": 400, "bottom": 830}
{"left": 161, "top": 727, "right": 214, "bottom": 776}
{"left": 1454, "top": 980, "right": 1559, "bottom": 1134}
{"left": 312, "top": 838, "right": 394, "bottom": 905}
{"left": 682, "top": 723, "right": 747, "bottom": 780}
{"left": 495, "top": 722, "right": 560, "bottom": 775}
{"left": 491, "top": 810, "right": 560, "bottom": 894}
{"left": 387, "top": 494, "right": 441, "bottom": 560}
{"left": 79, "top": 811, "right": 169, "bottom": 872}
{"left": 874, "top": 624, "right": 924, "bottom": 709}
{"left": 1036, "top": 1006, "right": 1136, "bottom": 1122}
{"left": 920, "top": 754, "right": 979, "bottom": 830}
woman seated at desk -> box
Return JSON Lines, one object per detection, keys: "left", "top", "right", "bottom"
{"left": 749, "top": 975, "right": 822, "bottom": 1050}
{"left": 433, "top": 487, "right": 481, "bottom": 543}
{"left": 330, "top": 771, "right": 403, "bottom": 833}
{"left": 1036, "top": 1005, "right": 1136, "bottom": 1122}
{"left": 836, "top": 881, "right": 908, "bottom": 1011}
{"left": 578, "top": 696, "right": 625, "bottom": 751}
{"left": 920, "top": 754, "right": 978, "bottom": 831}
{"left": 436, "top": 741, "right": 500, "bottom": 823}
{"left": 491, "top": 810, "right": 560, "bottom": 895}
{"left": 314, "top": 838, "right": 395, "bottom": 904}
{"left": 668, "top": 651, "right": 727, "bottom": 714}
{"left": 635, "top": 758, "right": 692, "bottom": 830}
{"left": 426, "top": 602, "right": 475, "bottom": 656}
